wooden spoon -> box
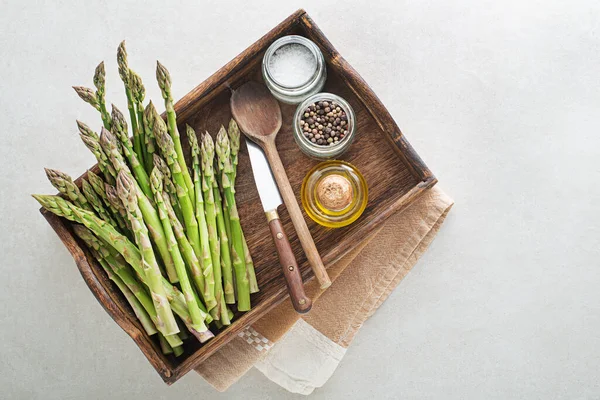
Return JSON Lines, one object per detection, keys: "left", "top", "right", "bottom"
{"left": 231, "top": 81, "right": 332, "bottom": 289}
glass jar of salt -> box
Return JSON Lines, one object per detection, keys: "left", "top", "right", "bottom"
{"left": 262, "top": 35, "right": 326, "bottom": 104}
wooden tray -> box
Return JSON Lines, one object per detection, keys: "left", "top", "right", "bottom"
{"left": 41, "top": 9, "right": 436, "bottom": 384}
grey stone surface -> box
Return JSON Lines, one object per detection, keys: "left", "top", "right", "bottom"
{"left": 1, "top": 1, "right": 599, "bottom": 399}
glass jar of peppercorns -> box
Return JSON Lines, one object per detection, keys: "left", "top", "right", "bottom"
{"left": 292, "top": 93, "right": 356, "bottom": 159}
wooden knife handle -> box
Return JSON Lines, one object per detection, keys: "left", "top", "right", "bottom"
{"left": 263, "top": 143, "right": 332, "bottom": 289}
{"left": 268, "top": 212, "right": 312, "bottom": 313}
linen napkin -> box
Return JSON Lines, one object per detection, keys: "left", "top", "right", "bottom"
{"left": 195, "top": 186, "right": 453, "bottom": 394}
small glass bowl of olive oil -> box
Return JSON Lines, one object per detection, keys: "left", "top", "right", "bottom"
{"left": 301, "top": 160, "right": 368, "bottom": 228}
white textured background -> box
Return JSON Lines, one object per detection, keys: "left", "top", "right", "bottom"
{"left": 2, "top": 1, "right": 600, "bottom": 399}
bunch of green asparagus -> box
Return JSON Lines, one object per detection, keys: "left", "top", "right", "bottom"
{"left": 33, "top": 41, "right": 258, "bottom": 357}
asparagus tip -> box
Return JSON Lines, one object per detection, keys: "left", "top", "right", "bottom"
{"left": 156, "top": 60, "right": 171, "bottom": 92}
{"left": 150, "top": 167, "right": 163, "bottom": 193}
{"left": 117, "top": 41, "right": 129, "bottom": 84}
{"left": 93, "top": 61, "right": 105, "bottom": 91}
{"left": 72, "top": 86, "right": 99, "bottom": 108}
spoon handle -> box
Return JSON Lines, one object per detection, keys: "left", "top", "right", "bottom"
{"left": 263, "top": 142, "right": 332, "bottom": 289}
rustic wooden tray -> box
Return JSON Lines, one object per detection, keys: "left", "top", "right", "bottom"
{"left": 41, "top": 9, "right": 436, "bottom": 384}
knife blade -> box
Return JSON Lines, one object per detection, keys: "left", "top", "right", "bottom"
{"left": 246, "top": 138, "right": 312, "bottom": 313}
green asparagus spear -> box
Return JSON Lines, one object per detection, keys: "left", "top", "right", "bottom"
{"left": 104, "top": 183, "right": 131, "bottom": 232}
{"left": 77, "top": 121, "right": 116, "bottom": 184}
{"left": 156, "top": 61, "right": 195, "bottom": 204}
{"left": 154, "top": 117, "right": 200, "bottom": 258}
{"left": 100, "top": 127, "right": 179, "bottom": 283}
{"left": 72, "top": 86, "right": 98, "bottom": 109}
{"left": 142, "top": 101, "right": 158, "bottom": 174}
{"left": 211, "top": 181, "right": 235, "bottom": 304}
{"left": 86, "top": 170, "right": 129, "bottom": 232}
{"left": 81, "top": 179, "right": 118, "bottom": 227}
{"left": 200, "top": 132, "right": 228, "bottom": 321}
{"left": 72, "top": 86, "right": 103, "bottom": 124}
{"left": 93, "top": 61, "right": 112, "bottom": 129}
{"left": 110, "top": 105, "right": 153, "bottom": 199}
{"left": 152, "top": 154, "right": 184, "bottom": 224}
{"left": 44, "top": 168, "right": 94, "bottom": 212}
{"left": 158, "top": 333, "right": 173, "bottom": 355}
{"left": 117, "top": 41, "right": 144, "bottom": 165}
{"left": 188, "top": 126, "right": 224, "bottom": 306}
{"left": 215, "top": 127, "right": 250, "bottom": 311}
{"left": 100, "top": 255, "right": 157, "bottom": 336}
{"left": 73, "top": 225, "right": 158, "bottom": 336}
{"left": 150, "top": 168, "right": 208, "bottom": 333}
{"left": 130, "top": 69, "right": 147, "bottom": 168}
{"left": 116, "top": 171, "right": 179, "bottom": 336}
{"left": 161, "top": 181, "right": 218, "bottom": 313}
{"left": 172, "top": 344, "right": 184, "bottom": 357}
{"left": 227, "top": 119, "right": 240, "bottom": 186}
{"left": 74, "top": 226, "right": 185, "bottom": 348}
{"left": 227, "top": 119, "right": 258, "bottom": 293}
{"left": 33, "top": 195, "right": 213, "bottom": 342}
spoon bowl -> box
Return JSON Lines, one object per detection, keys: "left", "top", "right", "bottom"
{"left": 231, "top": 81, "right": 282, "bottom": 144}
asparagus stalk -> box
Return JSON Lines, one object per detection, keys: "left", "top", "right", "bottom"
{"left": 33, "top": 195, "right": 213, "bottom": 342}
{"left": 227, "top": 119, "right": 258, "bottom": 293}
{"left": 158, "top": 333, "right": 173, "bottom": 355}
{"left": 81, "top": 179, "right": 118, "bottom": 227}
{"left": 176, "top": 318, "right": 190, "bottom": 340}
{"left": 93, "top": 61, "right": 112, "bottom": 129}
{"left": 215, "top": 127, "right": 251, "bottom": 311}
{"left": 187, "top": 126, "right": 225, "bottom": 305}
{"left": 105, "top": 183, "right": 132, "bottom": 233}
{"left": 110, "top": 105, "right": 153, "bottom": 199}
{"left": 130, "top": 70, "right": 148, "bottom": 168}
{"left": 78, "top": 227, "right": 184, "bottom": 348}
{"left": 99, "top": 254, "right": 158, "bottom": 336}
{"left": 44, "top": 168, "right": 94, "bottom": 212}
{"left": 156, "top": 61, "right": 195, "bottom": 204}
{"left": 158, "top": 332, "right": 184, "bottom": 355}
{"left": 117, "top": 41, "right": 144, "bottom": 165}
{"left": 77, "top": 121, "right": 116, "bottom": 184}
{"left": 152, "top": 154, "right": 184, "bottom": 224}
{"left": 73, "top": 225, "right": 158, "bottom": 336}
{"left": 173, "top": 344, "right": 184, "bottom": 357}
{"left": 116, "top": 171, "right": 179, "bottom": 336}
{"left": 154, "top": 117, "right": 200, "bottom": 258}
{"left": 211, "top": 183, "right": 235, "bottom": 304}
{"left": 161, "top": 181, "right": 217, "bottom": 312}
{"left": 87, "top": 170, "right": 128, "bottom": 232}
{"left": 142, "top": 101, "right": 159, "bottom": 174}
{"left": 200, "top": 132, "right": 229, "bottom": 322}
{"left": 100, "top": 127, "right": 179, "bottom": 283}
{"left": 150, "top": 168, "right": 208, "bottom": 333}
{"left": 242, "top": 235, "right": 258, "bottom": 293}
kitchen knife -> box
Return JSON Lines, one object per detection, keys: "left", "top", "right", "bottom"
{"left": 246, "top": 138, "right": 312, "bottom": 313}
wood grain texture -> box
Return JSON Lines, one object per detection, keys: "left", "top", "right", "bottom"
{"left": 268, "top": 214, "right": 312, "bottom": 314}
{"left": 40, "top": 9, "right": 436, "bottom": 384}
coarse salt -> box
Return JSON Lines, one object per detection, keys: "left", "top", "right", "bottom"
{"left": 268, "top": 43, "right": 317, "bottom": 87}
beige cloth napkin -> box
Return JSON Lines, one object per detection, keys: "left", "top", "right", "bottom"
{"left": 195, "top": 186, "right": 453, "bottom": 394}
